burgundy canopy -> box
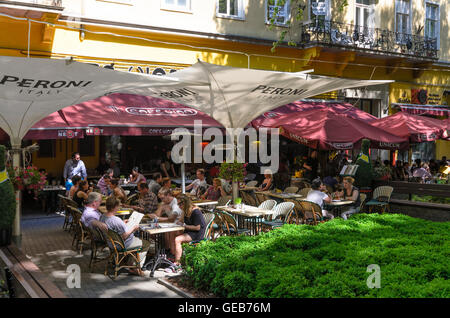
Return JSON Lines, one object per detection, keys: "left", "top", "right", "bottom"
{"left": 370, "top": 112, "right": 446, "bottom": 143}
{"left": 253, "top": 100, "right": 377, "bottom": 126}
{"left": 0, "top": 93, "right": 222, "bottom": 141}
{"left": 253, "top": 106, "right": 408, "bottom": 150}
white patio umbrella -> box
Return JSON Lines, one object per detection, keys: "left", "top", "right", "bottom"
{"left": 0, "top": 56, "right": 207, "bottom": 242}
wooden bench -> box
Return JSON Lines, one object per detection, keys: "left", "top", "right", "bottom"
{"left": 372, "top": 180, "right": 450, "bottom": 213}
{"left": 0, "top": 244, "right": 66, "bottom": 298}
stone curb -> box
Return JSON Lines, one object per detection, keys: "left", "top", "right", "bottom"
{"left": 157, "top": 277, "right": 194, "bottom": 298}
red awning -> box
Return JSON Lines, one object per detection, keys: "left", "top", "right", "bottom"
{"left": 393, "top": 103, "right": 450, "bottom": 117}
{"left": 0, "top": 93, "right": 222, "bottom": 141}
{"left": 253, "top": 105, "right": 408, "bottom": 150}
{"left": 371, "top": 112, "right": 446, "bottom": 143}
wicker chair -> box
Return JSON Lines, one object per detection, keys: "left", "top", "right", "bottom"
{"left": 239, "top": 190, "right": 257, "bottom": 206}
{"left": 258, "top": 200, "right": 277, "bottom": 210}
{"left": 88, "top": 226, "right": 109, "bottom": 272}
{"left": 254, "top": 192, "right": 268, "bottom": 206}
{"left": 298, "top": 187, "right": 312, "bottom": 197}
{"left": 217, "top": 195, "right": 232, "bottom": 207}
{"left": 103, "top": 229, "right": 143, "bottom": 279}
{"left": 216, "top": 210, "right": 251, "bottom": 236}
{"left": 298, "top": 201, "right": 324, "bottom": 225}
{"left": 68, "top": 206, "right": 90, "bottom": 254}
{"left": 246, "top": 180, "right": 258, "bottom": 187}
{"left": 284, "top": 186, "right": 299, "bottom": 194}
{"left": 365, "top": 186, "right": 393, "bottom": 214}
{"left": 261, "top": 202, "right": 295, "bottom": 231}
{"left": 284, "top": 199, "right": 305, "bottom": 225}
{"left": 125, "top": 193, "right": 139, "bottom": 205}
{"left": 359, "top": 193, "right": 367, "bottom": 213}
{"left": 59, "top": 195, "right": 78, "bottom": 231}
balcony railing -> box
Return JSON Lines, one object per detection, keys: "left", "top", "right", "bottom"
{"left": 1, "top": 0, "right": 62, "bottom": 7}
{"left": 299, "top": 19, "right": 438, "bottom": 60}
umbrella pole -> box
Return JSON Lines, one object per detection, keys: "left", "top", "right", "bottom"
{"left": 181, "top": 161, "right": 185, "bottom": 194}
{"left": 11, "top": 142, "right": 22, "bottom": 247}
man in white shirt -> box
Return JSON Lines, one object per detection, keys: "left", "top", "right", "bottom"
{"left": 148, "top": 188, "right": 182, "bottom": 223}
{"left": 306, "top": 178, "right": 334, "bottom": 219}
{"left": 63, "top": 152, "right": 87, "bottom": 182}
{"left": 185, "top": 169, "right": 207, "bottom": 196}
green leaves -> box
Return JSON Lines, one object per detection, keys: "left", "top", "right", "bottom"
{"left": 182, "top": 214, "right": 450, "bottom": 297}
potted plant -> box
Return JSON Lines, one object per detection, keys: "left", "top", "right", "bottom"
{"left": 7, "top": 164, "right": 47, "bottom": 199}
{"left": 0, "top": 145, "right": 16, "bottom": 246}
{"left": 218, "top": 161, "right": 247, "bottom": 200}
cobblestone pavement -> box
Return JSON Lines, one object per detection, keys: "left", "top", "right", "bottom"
{"left": 20, "top": 213, "right": 182, "bottom": 298}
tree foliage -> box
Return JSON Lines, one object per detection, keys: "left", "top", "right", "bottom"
{"left": 268, "top": 0, "right": 348, "bottom": 52}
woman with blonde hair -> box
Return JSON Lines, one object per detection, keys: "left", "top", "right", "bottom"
{"left": 340, "top": 177, "right": 361, "bottom": 220}
{"left": 170, "top": 194, "right": 206, "bottom": 269}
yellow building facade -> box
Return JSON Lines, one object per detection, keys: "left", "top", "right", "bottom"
{"left": 0, "top": 0, "right": 448, "bottom": 176}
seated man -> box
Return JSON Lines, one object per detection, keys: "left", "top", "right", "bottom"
{"left": 148, "top": 188, "right": 182, "bottom": 223}
{"left": 123, "top": 182, "right": 158, "bottom": 214}
{"left": 185, "top": 168, "right": 207, "bottom": 196}
{"left": 306, "top": 178, "right": 334, "bottom": 220}
{"left": 148, "top": 172, "right": 162, "bottom": 196}
{"left": 81, "top": 192, "right": 108, "bottom": 231}
{"left": 100, "top": 196, "right": 150, "bottom": 276}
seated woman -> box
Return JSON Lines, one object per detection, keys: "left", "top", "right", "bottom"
{"left": 340, "top": 177, "right": 361, "bottom": 220}
{"left": 161, "top": 177, "right": 172, "bottom": 191}
{"left": 306, "top": 178, "right": 334, "bottom": 220}
{"left": 201, "top": 178, "right": 226, "bottom": 201}
{"left": 100, "top": 196, "right": 149, "bottom": 276}
{"left": 68, "top": 175, "right": 82, "bottom": 199}
{"left": 258, "top": 169, "right": 273, "bottom": 191}
{"left": 109, "top": 178, "right": 127, "bottom": 203}
{"left": 170, "top": 194, "right": 206, "bottom": 269}
{"left": 73, "top": 180, "right": 92, "bottom": 209}
{"left": 129, "top": 167, "right": 146, "bottom": 185}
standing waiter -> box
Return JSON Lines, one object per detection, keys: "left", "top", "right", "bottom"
{"left": 63, "top": 152, "right": 87, "bottom": 190}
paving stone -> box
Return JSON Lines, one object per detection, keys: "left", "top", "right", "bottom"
{"left": 20, "top": 215, "right": 181, "bottom": 298}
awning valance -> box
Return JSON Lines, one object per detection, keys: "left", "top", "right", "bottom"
{"left": 392, "top": 103, "right": 450, "bottom": 117}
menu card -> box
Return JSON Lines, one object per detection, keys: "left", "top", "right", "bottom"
{"left": 126, "top": 211, "right": 144, "bottom": 231}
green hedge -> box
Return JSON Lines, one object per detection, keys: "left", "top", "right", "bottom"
{"left": 182, "top": 214, "right": 449, "bottom": 298}
{"left": 412, "top": 195, "right": 450, "bottom": 205}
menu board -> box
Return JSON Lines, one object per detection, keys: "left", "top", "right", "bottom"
{"left": 339, "top": 164, "right": 359, "bottom": 177}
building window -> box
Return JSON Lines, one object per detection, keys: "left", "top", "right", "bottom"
{"left": 355, "top": 0, "right": 374, "bottom": 29}
{"left": 38, "top": 140, "right": 55, "bottom": 158}
{"left": 266, "top": 0, "right": 290, "bottom": 26}
{"left": 217, "top": 0, "right": 245, "bottom": 20}
{"left": 308, "top": 0, "right": 330, "bottom": 31}
{"left": 161, "top": 0, "right": 191, "bottom": 12}
{"left": 425, "top": 1, "right": 439, "bottom": 48}
{"left": 395, "top": 0, "right": 411, "bottom": 43}
{"left": 78, "top": 136, "right": 95, "bottom": 157}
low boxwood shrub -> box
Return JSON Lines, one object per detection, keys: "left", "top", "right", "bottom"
{"left": 181, "top": 214, "right": 449, "bottom": 298}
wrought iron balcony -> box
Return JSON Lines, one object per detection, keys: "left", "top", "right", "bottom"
{"left": 299, "top": 19, "right": 438, "bottom": 60}
{"left": 0, "top": 0, "right": 62, "bottom": 8}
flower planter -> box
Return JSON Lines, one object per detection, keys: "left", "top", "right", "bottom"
{"left": 0, "top": 227, "right": 12, "bottom": 246}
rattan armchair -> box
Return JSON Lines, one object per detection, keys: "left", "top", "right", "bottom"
{"left": 365, "top": 186, "right": 393, "bottom": 214}
{"left": 298, "top": 187, "right": 312, "bottom": 197}
{"left": 67, "top": 205, "right": 90, "bottom": 254}
{"left": 284, "top": 186, "right": 299, "bottom": 194}
{"left": 261, "top": 202, "right": 295, "bottom": 231}
{"left": 103, "top": 229, "right": 143, "bottom": 279}
{"left": 298, "top": 201, "right": 323, "bottom": 225}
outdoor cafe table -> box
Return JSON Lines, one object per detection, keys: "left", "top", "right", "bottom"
{"left": 216, "top": 205, "right": 274, "bottom": 235}
{"left": 255, "top": 190, "right": 304, "bottom": 203}
{"left": 192, "top": 199, "right": 219, "bottom": 208}
{"left": 139, "top": 222, "right": 185, "bottom": 277}
{"left": 98, "top": 206, "right": 132, "bottom": 219}
{"left": 171, "top": 178, "right": 194, "bottom": 185}
{"left": 324, "top": 200, "right": 355, "bottom": 217}
{"left": 41, "top": 185, "right": 66, "bottom": 214}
